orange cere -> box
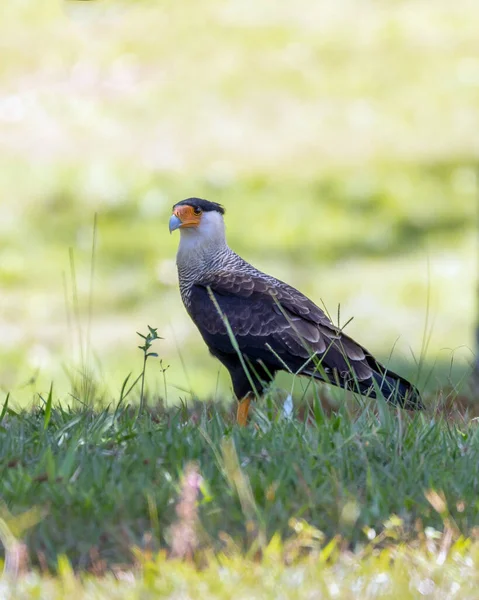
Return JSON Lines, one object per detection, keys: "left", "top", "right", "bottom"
{"left": 173, "top": 205, "right": 201, "bottom": 228}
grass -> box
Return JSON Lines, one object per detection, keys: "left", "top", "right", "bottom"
{"left": 1, "top": 388, "right": 478, "bottom": 568}
{"left": 2, "top": 540, "right": 479, "bottom": 598}
{"left": 1, "top": 386, "right": 479, "bottom": 597}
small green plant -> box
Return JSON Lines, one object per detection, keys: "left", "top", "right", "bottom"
{"left": 137, "top": 325, "right": 162, "bottom": 414}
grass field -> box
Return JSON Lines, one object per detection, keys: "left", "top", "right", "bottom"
{"left": 1, "top": 390, "right": 479, "bottom": 596}
{"left": 1, "top": 0, "right": 479, "bottom": 595}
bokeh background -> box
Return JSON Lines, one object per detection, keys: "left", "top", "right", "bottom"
{"left": 0, "top": 0, "right": 477, "bottom": 406}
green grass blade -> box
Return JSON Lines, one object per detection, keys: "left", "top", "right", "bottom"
{"left": 43, "top": 383, "right": 53, "bottom": 431}
{"left": 0, "top": 393, "right": 10, "bottom": 423}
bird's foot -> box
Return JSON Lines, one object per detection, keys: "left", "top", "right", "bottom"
{"left": 236, "top": 395, "right": 252, "bottom": 426}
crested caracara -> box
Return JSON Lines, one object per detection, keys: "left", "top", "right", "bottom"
{"left": 169, "top": 198, "right": 422, "bottom": 425}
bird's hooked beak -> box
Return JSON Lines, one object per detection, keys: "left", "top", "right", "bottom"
{"left": 169, "top": 205, "right": 202, "bottom": 233}
{"left": 169, "top": 214, "right": 182, "bottom": 233}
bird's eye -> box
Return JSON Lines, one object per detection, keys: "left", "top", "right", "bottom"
{"left": 193, "top": 207, "right": 202, "bottom": 215}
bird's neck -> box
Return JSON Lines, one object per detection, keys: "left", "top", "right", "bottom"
{"left": 176, "top": 231, "right": 231, "bottom": 283}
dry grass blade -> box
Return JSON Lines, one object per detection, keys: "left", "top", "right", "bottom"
{"left": 0, "top": 518, "right": 28, "bottom": 579}
{"left": 221, "top": 437, "right": 266, "bottom": 553}
{"left": 169, "top": 462, "right": 203, "bottom": 560}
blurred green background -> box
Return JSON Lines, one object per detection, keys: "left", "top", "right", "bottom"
{"left": 0, "top": 0, "right": 476, "bottom": 406}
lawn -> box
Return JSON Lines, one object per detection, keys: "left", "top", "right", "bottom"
{"left": 1, "top": 0, "right": 478, "bottom": 595}
{"left": 0, "top": 390, "right": 478, "bottom": 597}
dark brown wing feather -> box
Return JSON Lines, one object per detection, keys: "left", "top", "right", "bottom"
{"left": 189, "top": 270, "right": 421, "bottom": 408}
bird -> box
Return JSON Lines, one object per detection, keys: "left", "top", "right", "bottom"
{"left": 169, "top": 198, "right": 423, "bottom": 425}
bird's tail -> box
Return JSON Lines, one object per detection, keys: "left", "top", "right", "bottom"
{"left": 362, "top": 370, "right": 424, "bottom": 410}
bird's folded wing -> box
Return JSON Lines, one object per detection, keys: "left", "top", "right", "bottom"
{"left": 189, "top": 271, "right": 375, "bottom": 381}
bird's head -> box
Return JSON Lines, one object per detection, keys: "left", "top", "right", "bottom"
{"left": 169, "top": 198, "right": 226, "bottom": 241}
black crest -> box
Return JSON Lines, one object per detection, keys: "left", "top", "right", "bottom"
{"left": 173, "top": 198, "right": 225, "bottom": 215}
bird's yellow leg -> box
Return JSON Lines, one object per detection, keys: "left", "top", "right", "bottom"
{"left": 236, "top": 395, "right": 252, "bottom": 427}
